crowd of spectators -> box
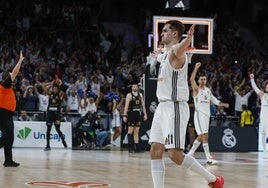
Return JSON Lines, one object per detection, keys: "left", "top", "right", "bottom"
{"left": 0, "top": 1, "right": 147, "bottom": 121}
{"left": 0, "top": 0, "right": 267, "bottom": 128}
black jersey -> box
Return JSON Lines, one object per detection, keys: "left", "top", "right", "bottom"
{"left": 47, "top": 93, "right": 61, "bottom": 112}
{"left": 129, "top": 92, "right": 142, "bottom": 112}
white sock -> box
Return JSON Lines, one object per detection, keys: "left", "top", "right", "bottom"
{"left": 182, "top": 154, "right": 216, "bottom": 183}
{"left": 203, "top": 143, "right": 211, "bottom": 161}
{"left": 151, "top": 159, "right": 165, "bottom": 188}
{"left": 188, "top": 140, "right": 201, "bottom": 155}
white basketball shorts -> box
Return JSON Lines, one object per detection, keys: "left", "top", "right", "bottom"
{"left": 149, "top": 101, "right": 189, "bottom": 149}
{"left": 194, "top": 111, "right": 210, "bottom": 135}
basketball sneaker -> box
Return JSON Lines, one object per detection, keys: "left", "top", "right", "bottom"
{"left": 44, "top": 146, "right": 51, "bottom": 151}
{"left": 207, "top": 156, "right": 219, "bottom": 165}
{"left": 3, "top": 160, "right": 20, "bottom": 167}
{"left": 208, "top": 176, "right": 224, "bottom": 188}
{"left": 111, "top": 140, "right": 117, "bottom": 146}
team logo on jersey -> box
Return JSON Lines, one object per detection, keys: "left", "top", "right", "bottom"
{"left": 222, "top": 128, "right": 237, "bottom": 148}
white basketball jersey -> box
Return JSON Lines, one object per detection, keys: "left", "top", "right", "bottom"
{"left": 193, "top": 87, "right": 212, "bottom": 117}
{"left": 156, "top": 51, "right": 189, "bottom": 102}
{"left": 260, "top": 93, "right": 268, "bottom": 122}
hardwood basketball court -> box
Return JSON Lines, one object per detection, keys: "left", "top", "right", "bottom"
{"left": 0, "top": 147, "right": 268, "bottom": 188}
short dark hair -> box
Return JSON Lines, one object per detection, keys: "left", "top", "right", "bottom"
{"left": 197, "top": 71, "right": 207, "bottom": 79}
{"left": 165, "top": 20, "right": 185, "bottom": 40}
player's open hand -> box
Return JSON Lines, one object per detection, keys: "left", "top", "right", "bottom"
{"left": 187, "top": 24, "right": 196, "bottom": 37}
{"left": 19, "top": 50, "right": 24, "bottom": 61}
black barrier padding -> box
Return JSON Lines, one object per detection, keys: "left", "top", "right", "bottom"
{"left": 196, "top": 126, "right": 258, "bottom": 152}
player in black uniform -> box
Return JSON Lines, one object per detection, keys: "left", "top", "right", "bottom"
{"left": 123, "top": 83, "right": 147, "bottom": 152}
{"left": 44, "top": 80, "right": 67, "bottom": 151}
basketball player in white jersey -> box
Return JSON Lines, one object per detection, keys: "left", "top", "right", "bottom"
{"left": 110, "top": 98, "right": 121, "bottom": 145}
{"left": 149, "top": 21, "right": 224, "bottom": 188}
{"left": 188, "top": 62, "right": 229, "bottom": 165}
{"left": 250, "top": 73, "right": 268, "bottom": 158}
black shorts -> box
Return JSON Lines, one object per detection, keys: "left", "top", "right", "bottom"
{"left": 127, "top": 111, "right": 142, "bottom": 127}
{"left": 46, "top": 112, "right": 61, "bottom": 126}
